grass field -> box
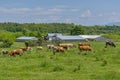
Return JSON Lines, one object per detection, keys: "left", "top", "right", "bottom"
{"left": 0, "top": 41, "right": 120, "bottom": 80}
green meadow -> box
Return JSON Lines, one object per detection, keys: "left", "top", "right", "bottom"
{"left": 0, "top": 41, "right": 120, "bottom": 80}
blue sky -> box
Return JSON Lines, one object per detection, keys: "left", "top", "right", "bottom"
{"left": 0, "top": 0, "right": 120, "bottom": 25}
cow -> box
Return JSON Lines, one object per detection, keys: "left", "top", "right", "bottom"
{"left": 58, "top": 44, "right": 69, "bottom": 50}
{"left": 9, "top": 49, "right": 23, "bottom": 57}
{"left": 52, "top": 46, "right": 65, "bottom": 55}
{"left": 78, "top": 45, "right": 92, "bottom": 52}
{"left": 105, "top": 40, "right": 116, "bottom": 48}
{"left": 78, "top": 43, "right": 92, "bottom": 52}
{"left": 20, "top": 47, "right": 28, "bottom": 51}
{"left": 20, "top": 47, "right": 32, "bottom": 52}
{"left": 47, "top": 44, "right": 55, "bottom": 49}
{"left": 67, "top": 43, "right": 76, "bottom": 48}
{"left": 27, "top": 47, "right": 32, "bottom": 52}
{"left": 59, "top": 43, "right": 76, "bottom": 50}
{"left": 36, "top": 46, "right": 43, "bottom": 50}
{"left": 78, "top": 43, "right": 91, "bottom": 46}
{"left": 1, "top": 49, "right": 9, "bottom": 55}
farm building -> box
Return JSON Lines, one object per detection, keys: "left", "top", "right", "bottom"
{"left": 46, "top": 33, "right": 62, "bottom": 41}
{"left": 53, "top": 35, "right": 86, "bottom": 42}
{"left": 79, "top": 35, "right": 107, "bottom": 41}
{"left": 16, "top": 36, "right": 38, "bottom": 42}
{"left": 46, "top": 33, "right": 107, "bottom": 42}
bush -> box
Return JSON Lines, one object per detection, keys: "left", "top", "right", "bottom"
{"left": 0, "top": 39, "right": 13, "bottom": 48}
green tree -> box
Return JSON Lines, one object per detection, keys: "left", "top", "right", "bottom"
{"left": 1, "top": 39, "right": 13, "bottom": 48}
{"left": 25, "top": 41, "right": 29, "bottom": 47}
{"left": 71, "top": 25, "right": 85, "bottom": 35}
{"left": 37, "top": 37, "right": 43, "bottom": 46}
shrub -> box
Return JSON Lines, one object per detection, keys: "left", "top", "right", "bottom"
{"left": 0, "top": 39, "right": 13, "bottom": 48}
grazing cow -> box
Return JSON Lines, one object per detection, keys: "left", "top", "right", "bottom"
{"left": 78, "top": 43, "right": 92, "bottom": 52}
{"left": 9, "top": 49, "right": 23, "bottom": 57}
{"left": 27, "top": 47, "right": 32, "bottom": 52}
{"left": 59, "top": 44, "right": 69, "bottom": 50}
{"left": 59, "top": 43, "right": 76, "bottom": 50}
{"left": 47, "top": 44, "right": 55, "bottom": 49}
{"left": 67, "top": 43, "right": 76, "bottom": 48}
{"left": 105, "top": 40, "right": 116, "bottom": 48}
{"left": 52, "top": 46, "right": 65, "bottom": 55}
{"left": 20, "top": 47, "right": 32, "bottom": 52}
{"left": 36, "top": 46, "right": 43, "bottom": 50}
{"left": 1, "top": 49, "right": 9, "bottom": 55}
{"left": 78, "top": 43, "right": 91, "bottom": 46}
{"left": 78, "top": 45, "right": 92, "bottom": 52}
{"left": 20, "top": 47, "right": 28, "bottom": 51}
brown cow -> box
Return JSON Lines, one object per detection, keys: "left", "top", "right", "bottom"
{"left": 36, "top": 46, "right": 43, "bottom": 50}
{"left": 78, "top": 43, "right": 91, "bottom": 46}
{"left": 27, "top": 47, "right": 32, "bottom": 52}
{"left": 20, "top": 47, "right": 28, "bottom": 51}
{"left": 1, "top": 49, "right": 9, "bottom": 55}
{"left": 47, "top": 44, "right": 55, "bottom": 49}
{"left": 52, "top": 46, "right": 65, "bottom": 55}
{"left": 9, "top": 49, "right": 23, "bottom": 57}
{"left": 78, "top": 45, "right": 92, "bottom": 52}
{"left": 59, "top": 43, "right": 76, "bottom": 49}
{"left": 20, "top": 47, "right": 32, "bottom": 52}
{"left": 78, "top": 43, "right": 92, "bottom": 52}
{"left": 59, "top": 44, "right": 69, "bottom": 50}
{"left": 65, "top": 43, "right": 76, "bottom": 48}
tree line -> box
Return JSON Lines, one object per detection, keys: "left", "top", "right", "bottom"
{"left": 0, "top": 22, "right": 120, "bottom": 41}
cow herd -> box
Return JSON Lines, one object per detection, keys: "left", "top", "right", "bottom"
{"left": 1, "top": 40, "right": 116, "bottom": 57}
{"left": 46, "top": 43, "right": 92, "bottom": 55}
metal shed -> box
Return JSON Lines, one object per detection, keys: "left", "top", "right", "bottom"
{"left": 56, "top": 35, "right": 86, "bottom": 41}
{"left": 16, "top": 36, "right": 38, "bottom": 42}
{"left": 47, "top": 33, "right": 62, "bottom": 41}
{"left": 79, "top": 35, "right": 107, "bottom": 41}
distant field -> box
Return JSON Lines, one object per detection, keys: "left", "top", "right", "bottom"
{"left": 0, "top": 41, "right": 120, "bottom": 80}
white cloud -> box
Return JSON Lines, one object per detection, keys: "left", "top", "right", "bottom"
{"left": 0, "top": 8, "right": 31, "bottom": 14}
{"left": 98, "top": 14, "right": 103, "bottom": 17}
{"left": 48, "top": 7, "right": 64, "bottom": 14}
{"left": 98, "top": 12, "right": 120, "bottom": 22}
{"left": 0, "top": 7, "right": 63, "bottom": 15}
{"left": 49, "top": 16, "right": 61, "bottom": 20}
{"left": 70, "top": 8, "right": 80, "bottom": 12}
{"left": 80, "top": 10, "right": 92, "bottom": 17}
{"left": 1, "top": 7, "right": 120, "bottom": 26}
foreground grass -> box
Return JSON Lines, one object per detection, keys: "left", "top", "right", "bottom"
{"left": 0, "top": 41, "right": 120, "bottom": 80}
